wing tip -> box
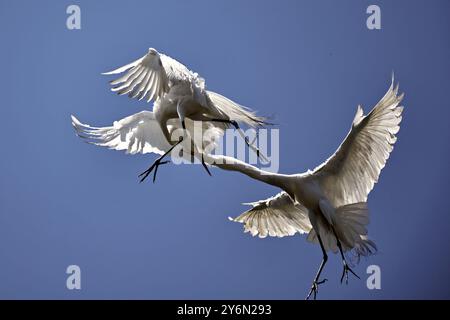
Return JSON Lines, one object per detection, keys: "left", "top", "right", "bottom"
{"left": 101, "top": 68, "right": 126, "bottom": 76}
{"left": 241, "top": 202, "right": 255, "bottom": 207}
{"left": 352, "top": 105, "right": 365, "bottom": 126}
{"left": 71, "top": 114, "right": 82, "bottom": 127}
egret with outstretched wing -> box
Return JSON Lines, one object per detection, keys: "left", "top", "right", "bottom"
{"left": 205, "top": 78, "right": 403, "bottom": 299}
{"left": 103, "top": 48, "right": 268, "bottom": 179}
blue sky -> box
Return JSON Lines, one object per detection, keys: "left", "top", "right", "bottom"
{"left": 0, "top": 0, "right": 449, "bottom": 299}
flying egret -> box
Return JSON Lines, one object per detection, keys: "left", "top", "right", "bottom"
{"left": 203, "top": 79, "right": 404, "bottom": 299}
{"left": 102, "top": 48, "right": 268, "bottom": 180}
{"left": 71, "top": 111, "right": 224, "bottom": 182}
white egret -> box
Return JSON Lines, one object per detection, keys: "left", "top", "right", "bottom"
{"left": 203, "top": 79, "right": 404, "bottom": 299}
{"left": 102, "top": 48, "right": 268, "bottom": 180}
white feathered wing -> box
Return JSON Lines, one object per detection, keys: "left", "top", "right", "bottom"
{"left": 71, "top": 111, "right": 223, "bottom": 160}
{"left": 313, "top": 78, "right": 404, "bottom": 207}
{"left": 103, "top": 48, "right": 267, "bottom": 129}
{"left": 71, "top": 111, "right": 171, "bottom": 155}
{"left": 229, "top": 192, "right": 312, "bottom": 238}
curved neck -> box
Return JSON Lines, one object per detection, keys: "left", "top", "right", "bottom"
{"left": 204, "top": 154, "right": 293, "bottom": 192}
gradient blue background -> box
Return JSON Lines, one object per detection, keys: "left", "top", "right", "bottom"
{"left": 0, "top": 0, "right": 449, "bottom": 299}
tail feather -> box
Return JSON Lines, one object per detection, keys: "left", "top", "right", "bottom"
{"left": 351, "top": 236, "right": 377, "bottom": 263}
{"left": 335, "top": 202, "right": 377, "bottom": 262}
{"left": 307, "top": 202, "right": 377, "bottom": 263}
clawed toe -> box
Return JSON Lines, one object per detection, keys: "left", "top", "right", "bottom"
{"left": 138, "top": 159, "right": 170, "bottom": 183}
{"left": 306, "top": 278, "right": 328, "bottom": 300}
{"left": 341, "top": 262, "right": 360, "bottom": 284}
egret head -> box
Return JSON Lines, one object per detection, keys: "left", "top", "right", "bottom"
{"left": 148, "top": 48, "right": 158, "bottom": 55}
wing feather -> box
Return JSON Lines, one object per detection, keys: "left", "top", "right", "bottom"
{"left": 229, "top": 192, "right": 312, "bottom": 238}
{"left": 71, "top": 111, "right": 171, "bottom": 155}
{"left": 313, "top": 78, "right": 404, "bottom": 207}
{"left": 103, "top": 48, "right": 191, "bottom": 103}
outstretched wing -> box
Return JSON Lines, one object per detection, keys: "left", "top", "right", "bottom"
{"left": 71, "top": 111, "right": 171, "bottom": 155}
{"left": 229, "top": 192, "right": 312, "bottom": 238}
{"left": 313, "top": 78, "right": 404, "bottom": 207}
{"left": 102, "top": 48, "right": 192, "bottom": 103}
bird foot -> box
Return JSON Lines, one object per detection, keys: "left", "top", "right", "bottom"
{"left": 306, "top": 278, "right": 328, "bottom": 300}
{"left": 138, "top": 158, "right": 170, "bottom": 183}
{"left": 341, "top": 261, "right": 360, "bottom": 284}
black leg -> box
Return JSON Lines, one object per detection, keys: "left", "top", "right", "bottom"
{"left": 209, "top": 118, "right": 260, "bottom": 157}
{"left": 138, "top": 138, "right": 183, "bottom": 183}
{"left": 306, "top": 234, "right": 328, "bottom": 300}
{"left": 332, "top": 228, "right": 360, "bottom": 284}
{"left": 181, "top": 119, "right": 211, "bottom": 177}
{"left": 201, "top": 154, "right": 212, "bottom": 176}
{"left": 209, "top": 118, "right": 236, "bottom": 126}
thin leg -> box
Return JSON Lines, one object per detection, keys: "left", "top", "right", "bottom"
{"left": 209, "top": 118, "right": 264, "bottom": 160}
{"left": 138, "top": 138, "right": 183, "bottom": 183}
{"left": 180, "top": 118, "right": 211, "bottom": 177}
{"left": 306, "top": 234, "right": 328, "bottom": 300}
{"left": 332, "top": 228, "right": 360, "bottom": 284}
{"left": 201, "top": 153, "right": 212, "bottom": 176}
